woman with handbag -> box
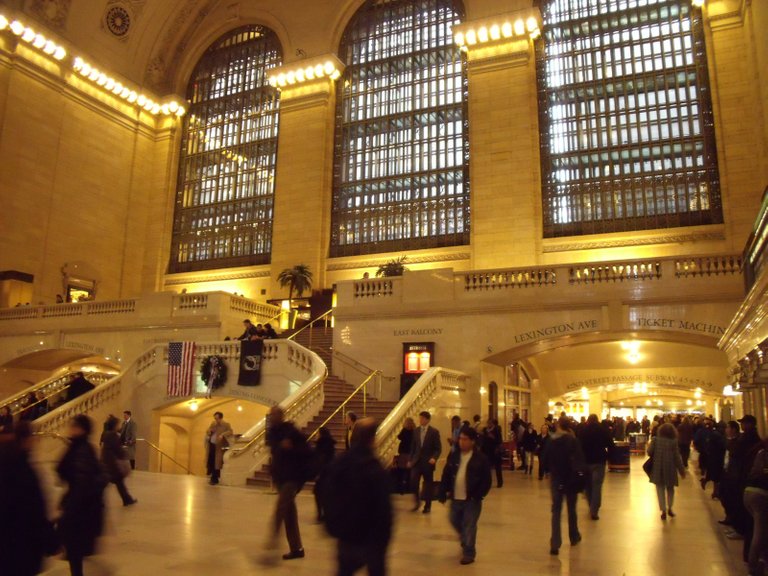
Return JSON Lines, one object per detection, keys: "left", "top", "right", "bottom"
{"left": 100, "top": 415, "right": 137, "bottom": 507}
{"left": 647, "top": 423, "right": 686, "bottom": 520}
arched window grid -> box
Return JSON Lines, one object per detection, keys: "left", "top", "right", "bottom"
{"left": 330, "top": 0, "right": 470, "bottom": 257}
{"left": 536, "top": 0, "right": 722, "bottom": 238}
{"left": 169, "top": 25, "right": 282, "bottom": 273}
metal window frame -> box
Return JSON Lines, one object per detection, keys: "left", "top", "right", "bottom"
{"left": 330, "top": 0, "right": 470, "bottom": 257}
{"left": 169, "top": 25, "right": 282, "bottom": 273}
{"left": 536, "top": 0, "right": 722, "bottom": 238}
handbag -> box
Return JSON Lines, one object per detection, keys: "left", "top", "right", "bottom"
{"left": 642, "top": 456, "right": 653, "bottom": 479}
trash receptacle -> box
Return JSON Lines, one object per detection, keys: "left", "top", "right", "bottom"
{"left": 608, "top": 441, "right": 630, "bottom": 473}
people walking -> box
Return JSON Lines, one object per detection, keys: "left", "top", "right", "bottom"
{"left": 481, "top": 418, "right": 503, "bottom": 487}
{"left": 542, "top": 417, "right": 584, "bottom": 555}
{"left": 266, "top": 406, "right": 312, "bottom": 560}
{"left": 101, "top": 415, "right": 137, "bottom": 506}
{"left": 647, "top": 423, "right": 686, "bottom": 520}
{"left": 322, "top": 418, "right": 392, "bottom": 576}
{"left": 439, "top": 426, "right": 492, "bottom": 565}
{"left": 312, "top": 426, "right": 336, "bottom": 522}
{"left": 409, "top": 411, "right": 442, "bottom": 513}
{"left": 56, "top": 415, "right": 106, "bottom": 576}
{"left": 578, "top": 414, "right": 614, "bottom": 520}
{"left": 205, "top": 411, "right": 233, "bottom": 485}
{"left": 395, "top": 417, "right": 415, "bottom": 494}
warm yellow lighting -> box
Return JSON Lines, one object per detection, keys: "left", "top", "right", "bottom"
{"left": 686, "top": 399, "right": 693, "bottom": 406}
{"left": 32, "top": 33, "right": 46, "bottom": 48}
{"left": 21, "top": 27, "right": 35, "bottom": 42}
{"left": 324, "top": 61, "right": 335, "bottom": 75}
{"left": 514, "top": 19, "right": 525, "bottom": 36}
{"left": 501, "top": 21, "right": 513, "bottom": 38}
{"left": 465, "top": 29, "right": 477, "bottom": 45}
{"left": 526, "top": 17, "right": 538, "bottom": 32}
{"left": 692, "top": 0, "right": 705, "bottom": 6}
{"left": 694, "top": 389, "right": 702, "bottom": 399}
{"left": 286, "top": 71, "right": 296, "bottom": 84}
{"left": 477, "top": 26, "right": 489, "bottom": 43}
{"left": 454, "top": 31, "right": 465, "bottom": 46}
{"left": 489, "top": 24, "right": 501, "bottom": 40}
{"left": 627, "top": 351, "right": 641, "bottom": 364}
{"left": 43, "top": 39, "right": 56, "bottom": 54}
{"left": 0, "top": 15, "right": 8, "bottom": 30}
{"left": 237, "top": 404, "right": 243, "bottom": 412}
{"left": 9, "top": 20, "right": 24, "bottom": 35}
{"left": 479, "top": 386, "right": 487, "bottom": 396}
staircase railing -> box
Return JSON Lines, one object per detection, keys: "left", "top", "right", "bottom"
{"left": 2, "top": 370, "right": 115, "bottom": 417}
{"left": 286, "top": 308, "right": 334, "bottom": 351}
{"left": 332, "top": 350, "right": 399, "bottom": 400}
{"left": 376, "top": 367, "right": 470, "bottom": 465}
{"left": 137, "top": 438, "right": 191, "bottom": 474}
{"left": 307, "top": 370, "right": 381, "bottom": 441}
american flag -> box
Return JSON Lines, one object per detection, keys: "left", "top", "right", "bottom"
{"left": 167, "top": 342, "right": 196, "bottom": 397}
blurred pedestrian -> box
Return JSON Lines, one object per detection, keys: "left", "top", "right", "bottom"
{"left": 101, "top": 415, "right": 137, "bottom": 507}
{"left": 0, "top": 405, "right": 13, "bottom": 433}
{"left": 56, "top": 415, "right": 106, "bottom": 576}
{"left": 0, "top": 421, "right": 58, "bottom": 575}
{"left": 322, "top": 418, "right": 392, "bottom": 576}
{"left": 543, "top": 416, "right": 585, "bottom": 555}
{"left": 313, "top": 426, "right": 336, "bottom": 522}
{"left": 395, "top": 417, "right": 415, "bottom": 494}
{"left": 647, "top": 423, "right": 686, "bottom": 520}
{"left": 578, "top": 414, "right": 614, "bottom": 520}
{"left": 266, "top": 406, "right": 312, "bottom": 560}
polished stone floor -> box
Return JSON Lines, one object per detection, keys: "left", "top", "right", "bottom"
{"left": 37, "top": 455, "right": 746, "bottom": 575}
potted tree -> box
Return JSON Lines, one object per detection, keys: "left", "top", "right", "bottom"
{"left": 376, "top": 255, "right": 408, "bottom": 277}
{"left": 278, "top": 264, "right": 313, "bottom": 327}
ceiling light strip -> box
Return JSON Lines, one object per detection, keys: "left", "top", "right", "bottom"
{"left": 453, "top": 12, "right": 541, "bottom": 50}
{"left": 0, "top": 12, "right": 185, "bottom": 118}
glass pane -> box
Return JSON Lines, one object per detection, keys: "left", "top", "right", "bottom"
{"left": 170, "top": 26, "right": 282, "bottom": 273}
{"left": 330, "top": 0, "right": 470, "bottom": 256}
{"left": 537, "top": 0, "right": 721, "bottom": 237}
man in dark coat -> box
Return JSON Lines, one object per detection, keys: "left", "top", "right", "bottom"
{"left": 266, "top": 406, "right": 311, "bottom": 560}
{"left": 542, "top": 417, "right": 585, "bottom": 555}
{"left": 578, "top": 414, "right": 614, "bottom": 520}
{"left": 409, "top": 410, "right": 442, "bottom": 513}
{"left": 66, "top": 372, "right": 95, "bottom": 402}
{"left": 440, "top": 426, "right": 492, "bottom": 565}
{"left": 322, "top": 418, "right": 392, "bottom": 576}
{"left": 0, "top": 421, "right": 57, "bottom": 576}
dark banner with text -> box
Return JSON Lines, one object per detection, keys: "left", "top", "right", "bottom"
{"left": 238, "top": 339, "right": 263, "bottom": 386}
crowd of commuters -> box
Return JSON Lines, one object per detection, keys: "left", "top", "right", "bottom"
{"left": 2, "top": 405, "right": 768, "bottom": 575}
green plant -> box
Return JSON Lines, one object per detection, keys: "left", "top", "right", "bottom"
{"left": 376, "top": 255, "right": 408, "bottom": 277}
{"left": 278, "top": 264, "right": 313, "bottom": 307}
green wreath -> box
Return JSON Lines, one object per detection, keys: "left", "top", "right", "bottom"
{"left": 200, "top": 355, "right": 227, "bottom": 391}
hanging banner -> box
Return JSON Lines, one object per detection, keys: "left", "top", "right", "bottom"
{"left": 238, "top": 339, "right": 263, "bottom": 386}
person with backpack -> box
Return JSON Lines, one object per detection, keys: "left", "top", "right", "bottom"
{"left": 265, "top": 406, "right": 312, "bottom": 561}
{"left": 542, "top": 416, "right": 585, "bottom": 555}
{"left": 439, "top": 426, "right": 492, "bottom": 565}
{"left": 321, "top": 418, "right": 392, "bottom": 576}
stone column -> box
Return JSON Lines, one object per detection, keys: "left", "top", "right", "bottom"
{"left": 268, "top": 59, "right": 341, "bottom": 295}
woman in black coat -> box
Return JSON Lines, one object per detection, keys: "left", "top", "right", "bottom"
{"left": 0, "top": 421, "right": 57, "bottom": 576}
{"left": 101, "top": 415, "right": 137, "bottom": 506}
{"left": 56, "top": 415, "right": 106, "bottom": 576}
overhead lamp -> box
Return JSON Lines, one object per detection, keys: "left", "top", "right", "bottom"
{"left": 189, "top": 400, "right": 199, "bottom": 412}
{"left": 267, "top": 56, "right": 344, "bottom": 90}
{"left": 0, "top": 15, "right": 7, "bottom": 30}
{"left": 692, "top": 0, "right": 705, "bottom": 6}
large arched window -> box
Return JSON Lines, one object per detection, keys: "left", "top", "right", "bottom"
{"left": 537, "top": 0, "right": 722, "bottom": 238}
{"left": 169, "top": 26, "right": 282, "bottom": 273}
{"left": 330, "top": 0, "right": 469, "bottom": 257}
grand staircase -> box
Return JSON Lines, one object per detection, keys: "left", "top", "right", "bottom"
{"left": 246, "top": 374, "right": 399, "bottom": 487}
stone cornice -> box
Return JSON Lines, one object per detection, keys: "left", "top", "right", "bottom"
{"left": 543, "top": 227, "right": 726, "bottom": 252}
{"left": 327, "top": 251, "right": 470, "bottom": 271}
{"left": 164, "top": 269, "right": 270, "bottom": 286}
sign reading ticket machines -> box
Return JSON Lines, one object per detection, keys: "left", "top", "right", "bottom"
{"left": 238, "top": 339, "right": 263, "bottom": 386}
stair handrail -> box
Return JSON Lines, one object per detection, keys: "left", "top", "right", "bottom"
{"left": 2, "top": 370, "right": 115, "bottom": 417}
{"left": 306, "top": 369, "right": 380, "bottom": 442}
{"left": 375, "top": 367, "right": 470, "bottom": 464}
{"left": 332, "top": 351, "right": 399, "bottom": 399}
{"left": 137, "top": 437, "right": 191, "bottom": 474}
{"left": 286, "top": 308, "right": 334, "bottom": 342}
{"left": 228, "top": 363, "right": 329, "bottom": 457}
